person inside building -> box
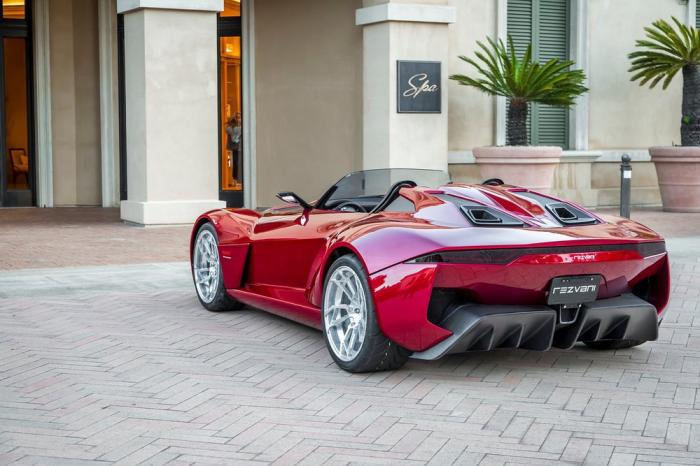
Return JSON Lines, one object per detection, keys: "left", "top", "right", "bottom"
{"left": 225, "top": 114, "right": 242, "bottom": 185}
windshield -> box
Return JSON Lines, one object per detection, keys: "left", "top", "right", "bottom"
{"left": 318, "top": 168, "right": 450, "bottom": 210}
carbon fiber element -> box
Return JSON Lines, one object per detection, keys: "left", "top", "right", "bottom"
{"left": 410, "top": 294, "right": 658, "bottom": 360}
{"left": 408, "top": 242, "right": 667, "bottom": 265}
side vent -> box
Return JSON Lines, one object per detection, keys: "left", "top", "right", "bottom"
{"left": 461, "top": 206, "right": 524, "bottom": 227}
{"left": 467, "top": 208, "right": 501, "bottom": 223}
{"left": 546, "top": 203, "right": 597, "bottom": 225}
{"left": 515, "top": 191, "right": 600, "bottom": 227}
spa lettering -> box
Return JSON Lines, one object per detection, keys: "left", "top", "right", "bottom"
{"left": 403, "top": 73, "right": 439, "bottom": 99}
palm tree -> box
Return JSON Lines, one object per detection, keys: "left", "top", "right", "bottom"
{"left": 450, "top": 36, "right": 588, "bottom": 146}
{"left": 629, "top": 17, "right": 700, "bottom": 146}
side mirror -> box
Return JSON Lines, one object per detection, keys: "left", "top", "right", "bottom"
{"left": 276, "top": 192, "right": 313, "bottom": 210}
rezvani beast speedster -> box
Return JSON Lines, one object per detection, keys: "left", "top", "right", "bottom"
{"left": 190, "top": 169, "right": 669, "bottom": 372}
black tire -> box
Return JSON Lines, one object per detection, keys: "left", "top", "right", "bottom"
{"left": 322, "top": 255, "right": 409, "bottom": 373}
{"left": 192, "top": 223, "right": 243, "bottom": 312}
{"left": 584, "top": 339, "right": 645, "bottom": 350}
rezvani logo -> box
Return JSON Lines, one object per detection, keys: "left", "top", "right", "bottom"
{"left": 552, "top": 285, "right": 597, "bottom": 295}
{"left": 570, "top": 254, "right": 597, "bottom": 262}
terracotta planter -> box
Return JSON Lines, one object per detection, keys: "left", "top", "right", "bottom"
{"left": 473, "top": 146, "right": 562, "bottom": 192}
{"left": 649, "top": 146, "right": 700, "bottom": 213}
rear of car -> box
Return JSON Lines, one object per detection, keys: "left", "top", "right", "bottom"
{"left": 365, "top": 184, "right": 669, "bottom": 357}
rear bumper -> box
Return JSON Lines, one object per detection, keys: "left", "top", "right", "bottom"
{"left": 411, "top": 294, "right": 658, "bottom": 360}
{"left": 370, "top": 249, "right": 669, "bottom": 353}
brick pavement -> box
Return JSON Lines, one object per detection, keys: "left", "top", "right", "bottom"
{"left": 0, "top": 208, "right": 190, "bottom": 270}
{"left": 0, "top": 208, "right": 700, "bottom": 464}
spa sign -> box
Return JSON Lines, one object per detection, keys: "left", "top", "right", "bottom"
{"left": 397, "top": 61, "right": 442, "bottom": 113}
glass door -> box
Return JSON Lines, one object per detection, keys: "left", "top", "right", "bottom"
{"left": 218, "top": 0, "right": 243, "bottom": 207}
{"left": 0, "top": 0, "right": 33, "bottom": 207}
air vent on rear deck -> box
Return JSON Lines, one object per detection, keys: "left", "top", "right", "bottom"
{"left": 460, "top": 206, "right": 524, "bottom": 227}
{"left": 514, "top": 191, "right": 599, "bottom": 227}
{"left": 546, "top": 203, "right": 597, "bottom": 225}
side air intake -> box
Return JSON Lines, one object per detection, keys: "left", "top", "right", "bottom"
{"left": 460, "top": 206, "right": 524, "bottom": 227}
{"left": 515, "top": 191, "right": 599, "bottom": 226}
{"left": 545, "top": 203, "right": 597, "bottom": 225}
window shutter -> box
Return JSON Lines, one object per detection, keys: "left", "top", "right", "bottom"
{"left": 531, "top": 0, "right": 569, "bottom": 147}
{"left": 507, "top": 0, "right": 570, "bottom": 148}
{"left": 507, "top": 0, "right": 532, "bottom": 57}
{"left": 696, "top": 1, "right": 700, "bottom": 29}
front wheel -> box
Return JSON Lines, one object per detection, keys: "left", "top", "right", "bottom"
{"left": 322, "top": 255, "right": 409, "bottom": 373}
{"left": 192, "top": 223, "right": 243, "bottom": 312}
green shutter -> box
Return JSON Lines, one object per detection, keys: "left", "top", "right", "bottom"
{"left": 696, "top": 1, "right": 700, "bottom": 29}
{"left": 506, "top": 0, "right": 532, "bottom": 56}
{"left": 507, "top": 0, "right": 570, "bottom": 148}
{"left": 532, "top": 0, "right": 569, "bottom": 147}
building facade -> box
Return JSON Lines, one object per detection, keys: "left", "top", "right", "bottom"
{"left": 0, "top": 0, "right": 697, "bottom": 224}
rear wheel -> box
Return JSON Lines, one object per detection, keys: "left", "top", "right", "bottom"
{"left": 322, "top": 255, "right": 409, "bottom": 373}
{"left": 584, "top": 339, "right": 644, "bottom": 350}
{"left": 192, "top": 223, "right": 243, "bottom": 312}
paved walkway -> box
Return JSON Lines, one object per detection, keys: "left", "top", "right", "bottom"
{"left": 0, "top": 208, "right": 700, "bottom": 464}
{"left": 0, "top": 208, "right": 190, "bottom": 270}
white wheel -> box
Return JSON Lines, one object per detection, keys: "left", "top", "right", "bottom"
{"left": 323, "top": 265, "right": 368, "bottom": 361}
{"left": 191, "top": 223, "right": 242, "bottom": 312}
{"left": 193, "top": 229, "right": 220, "bottom": 304}
{"left": 321, "top": 255, "right": 409, "bottom": 373}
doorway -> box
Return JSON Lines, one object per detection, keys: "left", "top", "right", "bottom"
{"left": 218, "top": 0, "right": 243, "bottom": 207}
{"left": 0, "top": 0, "right": 34, "bottom": 207}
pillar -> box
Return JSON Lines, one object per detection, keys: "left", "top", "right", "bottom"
{"left": 356, "top": 1, "right": 455, "bottom": 171}
{"left": 117, "top": 0, "right": 225, "bottom": 225}
{"left": 98, "top": 0, "right": 120, "bottom": 208}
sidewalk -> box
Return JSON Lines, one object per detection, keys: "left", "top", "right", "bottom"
{"left": 0, "top": 208, "right": 190, "bottom": 270}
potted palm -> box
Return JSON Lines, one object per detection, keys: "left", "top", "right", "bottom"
{"left": 629, "top": 17, "right": 700, "bottom": 212}
{"left": 450, "top": 37, "right": 587, "bottom": 192}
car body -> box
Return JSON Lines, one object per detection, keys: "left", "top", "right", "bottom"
{"left": 190, "top": 169, "right": 670, "bottom": 372}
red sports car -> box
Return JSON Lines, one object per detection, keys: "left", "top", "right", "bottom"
{"left": 190, "top": 169, "right": 669, "bottom": 373}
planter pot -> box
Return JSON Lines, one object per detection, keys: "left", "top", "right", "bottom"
{"left": 649, "top": 146, "right": 700, "bottom": 213}
{"left": 473, "top": 146, "right": 562, "bottom": 192}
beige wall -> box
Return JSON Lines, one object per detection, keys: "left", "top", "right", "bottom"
{"left": 447, "top": 0, "right": 497, "bottom": 151}
{"left": 49, "top": 0, "right": 102, "bottom": 206}
{"left": 588, "top": 0, "right": 685, "bottom": 150}
{"left": 255, "top": 0, "right": 363, "bottom": 207}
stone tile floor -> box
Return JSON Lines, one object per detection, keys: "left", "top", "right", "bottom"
{"left": 0, "top": 208, "right": 190, "bottom": 270}
{"left": 0, "top": 208, "right": 699, "bottom": 464}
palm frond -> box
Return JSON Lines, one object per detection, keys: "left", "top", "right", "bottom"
{"left": 449, "top": 34, "right": 588, "bottom": 107}
{"left": 628, "top": 17, "right": 700, "bottom": 90}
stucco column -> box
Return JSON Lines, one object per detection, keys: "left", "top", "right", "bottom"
{"left": 98, "top": 0, "right": 120, "bottom": 208}
{"left": 357, "top": 1, "right": 455, "bottom": 171}
{"left": 117, "top": 0, "right": 225, "bottom": 225}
